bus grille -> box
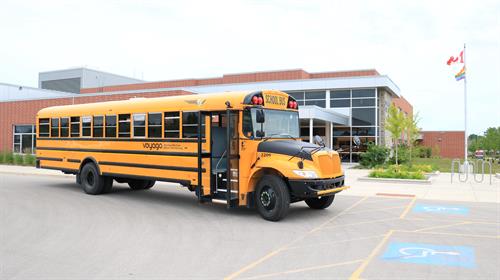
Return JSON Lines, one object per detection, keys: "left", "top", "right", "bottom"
{"left": 317, "top": 154, "right": 340, "bottom": 176}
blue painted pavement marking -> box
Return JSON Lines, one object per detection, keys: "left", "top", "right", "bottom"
{"left": 381, "top": 242, "right": 475, "bottom": 268}
{"left": 412, "top": 203, "right": 469, "bottom": 215}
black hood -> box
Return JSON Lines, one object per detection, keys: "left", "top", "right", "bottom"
{"left": 257, "top": 140, "right": 322, "bottom": 161}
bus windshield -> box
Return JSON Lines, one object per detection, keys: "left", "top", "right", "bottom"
{"left": 244, "top": 108, "right": 300, "bottom": 139}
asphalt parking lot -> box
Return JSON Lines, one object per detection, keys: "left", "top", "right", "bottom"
{"left": 1, "top": 173, "right": 499, "bottom": 279}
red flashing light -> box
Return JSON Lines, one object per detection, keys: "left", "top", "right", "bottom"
{"left": 258, "top": 96, "right": 263, "bottom": 105}
{"left": 252, "top": 96, "right": 259, "bottom": 104}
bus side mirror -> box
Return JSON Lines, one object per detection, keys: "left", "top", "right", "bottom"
{"left": 256, "top": 109, "right": 265, "bottom": 123}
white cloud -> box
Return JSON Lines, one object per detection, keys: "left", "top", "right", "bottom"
{"left": 0, "top": 0, "right": 498, "bottom": 134}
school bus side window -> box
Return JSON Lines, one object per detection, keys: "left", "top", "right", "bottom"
{"left": 70, "top": 117, "right": 80, "bottom": 137}
{"left": 39, "top": 118, "right": 49, "bottom": 137}
{"left": 182, "top": 112, "right": 204, "bottom": 138}
{"left": 93, "top": 116, "right": 104, "bottom": 137}
{"left": 118, "top": 114, "right": 131, "bottom": 138}
{"left": 164, "top": 112, "right": 180, "bottom": 138}
{"left": 50, "top": 118, "right": 59, "bottom": 137}
{"left": 82, "top": 116, "right": 92, "bottom": 137}
{"left": 133, "top": 114, "right": 146, "bottom": 137}
{"left": 60, "top": 117, "right": 69, "bottom": 137}
{"left": 242, "top": 109, "right": 254, "bottom": 138}
{"left": 148, "top": 113, "right": 162, "bottom": 138}
{"left": 105, "top": 115, "right": 117, "bottom": 138}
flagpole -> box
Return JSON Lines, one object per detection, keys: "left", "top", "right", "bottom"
{"left": 463, "top": 43, "right": 468, "bottom": 164}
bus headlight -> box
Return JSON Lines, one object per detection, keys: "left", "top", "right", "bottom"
{"left": 292, "top": 170, "right": 318, "bottom": 179}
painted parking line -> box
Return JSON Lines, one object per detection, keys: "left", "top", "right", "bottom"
{"left": 381, "top": 242, "right": 475, "bottom": 268}
{"left": 413, "top": 204, "right": 469, "bottom": 215}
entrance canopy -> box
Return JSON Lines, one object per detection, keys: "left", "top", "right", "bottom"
{"left": 298, "top": 105, "right": 349, "bottom": 126}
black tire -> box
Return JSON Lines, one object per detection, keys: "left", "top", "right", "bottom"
{"left": 128, "top": 179, "right": 150, "bottom": 190}
{"left": 305, "top": 195, "right": 335, "bottom": 210}
{"left": 255, "top": 175, "right": 290, "bottom": 221}
{"left": 144, "top": 180, "right": 156, "bottom": 189}
{"left": 80, "top": 163, "right": 107, "bottom": 195}
{"left": 102, "top": 177, "right": 114, "bottom": 193}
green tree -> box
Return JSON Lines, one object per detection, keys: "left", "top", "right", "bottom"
{"left": 403, "top": 112, "right": 420, "bottom": 164}
{"left": 385, "top": 104, "right": 405, "bottom": 165}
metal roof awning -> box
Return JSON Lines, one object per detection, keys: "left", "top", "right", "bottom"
{"left": 298, "top": 105, "right": 349, "bottom": 126}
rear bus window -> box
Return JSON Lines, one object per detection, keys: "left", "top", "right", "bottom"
{"left": 105, "top": 115, "right": 117, "bottom": 138}
{"left": 60, "top": 117, "right": 69, "bottom": 137}
{"left": 148, "top": 113, "right": 162, "bottom": 138}
{"left": 93, "top": 116, "right": 104, "bottom": 137}
{"left": 70, "top": 117, "right": 80, "bottom": 137}
{"left": 82, "top": 116, "right": 91, "bottom": 137}
{"left": 39, "top": 118, "right": 49, "bottom": 137}
{"left": 119, "top": 114, "right": 131, "bottom": 138}
{"left": 164, "top": 112, "right": 180, "bottom": 138}
{"left": 133, "top": 114, "right": 146, "bottom": 137}
{"left": 50, "top": 118, "right": 59, "bottom": 137}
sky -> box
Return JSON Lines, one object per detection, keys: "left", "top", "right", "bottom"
{"left": 1, "top": 0, "right": 499, "bottom": 135}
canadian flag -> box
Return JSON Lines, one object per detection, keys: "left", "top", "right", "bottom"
{"left": 447, "top": 50, "right": 464, "bottom": 65}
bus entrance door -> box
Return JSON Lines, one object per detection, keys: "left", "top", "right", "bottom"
{"left": 209, "top": 110, "right": 239, "bottom": 207}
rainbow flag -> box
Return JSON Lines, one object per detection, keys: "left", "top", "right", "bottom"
{"left": 455, "top": 66, "right": 466, "bottom": 81}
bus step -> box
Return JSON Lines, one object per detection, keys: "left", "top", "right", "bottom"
{"left": 212, "top": 199, "right": 227, "bottom": 205}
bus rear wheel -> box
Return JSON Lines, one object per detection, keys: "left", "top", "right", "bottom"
{"left": 305, "top": 195, "right": 335, "bottom": 209}
{"left": 128, "top": 179, "right": 154, "bottom": 190}
{"left": 255, "top": 175, "right": 290, "bottom": 221}
{"left": 80, "top": 163, "right": 112, "bottom": 195}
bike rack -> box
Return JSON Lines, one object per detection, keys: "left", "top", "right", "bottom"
{"left": 451, "top": 158, "right": 493, "bottom": 185}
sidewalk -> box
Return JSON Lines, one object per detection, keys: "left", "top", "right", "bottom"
{"left": 342, "top": 168, "right": 500, "bottom": 203}
{"left": 1, "top": 164, "right": 499, "bottom": 203}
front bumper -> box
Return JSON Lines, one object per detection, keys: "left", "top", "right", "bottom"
{"left": 288, "top": 175, "right": 348, "bottom": 198}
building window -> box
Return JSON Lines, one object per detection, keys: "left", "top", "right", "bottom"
{"left": 133, "top": 114, "right": 146, "bottom": 137}
{"left": 331, "top": 90, "right": 351, "bottom": 99}
{"left": 352, "top": 89, "right": 375, "bottom": 98}
{"left": 352, "top": 108, "right": 376, "bottom": 126}
{"left": 330, "top": 99, "right": 350, "bottom": 108}
{"left": 148, "top": 113, "right": 162, "bottom": 138}
{"left": 82, "top": 116, "right": 91, "bottom": 137}
{"left": 60, "top": 117, "right": 69, "bottom": 137}
{"left": 304, "top": 90, "right": 326, "bottom": 108}
{"left": 352, "top": 98, "right": 375, "bottom": 107}
{"left": 164, "top": 112, "right": 180, "bottom": 138}
{"left": 50, "top": 118, "right": 59, "bottom": 137}
{"left": 70, "top": 117, "right": 80, "bottom": 137}
{"left": 105, "top": 115, "right": 117, "bottom": 138}
{"left": 13, "top": 125, "right": 36, "bottom": 154}
{"left": 93, "top": 116, "right": 104, "bottom": 138}
{"left": 39, "top": 118, "right": 49, "bottom": 137}
{"left": 118, "top": 114, "right": 131, "bottom": 138}
{"left": 182, "top": 112, "right": 204, "bottom": 138}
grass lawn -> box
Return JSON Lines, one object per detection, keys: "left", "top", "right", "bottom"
{"left": 412, "top": 157, "right": 500, "bottom": 173}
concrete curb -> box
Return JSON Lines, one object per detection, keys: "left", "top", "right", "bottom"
{"left": 357, "top": 176, "right": 432, "bottom": 185}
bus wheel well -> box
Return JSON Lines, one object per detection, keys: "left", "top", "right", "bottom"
{"left": 79, "top": 157, "right": 101, "bottom": 175}
{"left": 250, "top": 168, "right": 289, "bottom": 192}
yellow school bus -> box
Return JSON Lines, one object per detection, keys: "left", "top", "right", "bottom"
{"left": 36, "top": 90, "right": 348, "bottom": 221}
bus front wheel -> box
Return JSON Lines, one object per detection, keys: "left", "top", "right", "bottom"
{"left": 255, "top": 175, "right": 290, "bottom": 221}
{"left": 80, "top": 163, "right": 113, "bottom": 195}
{"left": 305, "top": 195, "right": 335, "bottom": 209}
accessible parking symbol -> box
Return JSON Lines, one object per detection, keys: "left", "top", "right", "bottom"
{"left": 381, "top": 242, "right": 475, "bottom": 268}
{"left": 412, "top": 203, "right": 469, "bottom": 215}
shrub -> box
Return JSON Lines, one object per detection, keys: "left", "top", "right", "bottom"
{"left": 4, "top": 152, "right": 14, "bottom": 164}
{"left": 389, "top": 145, "right": 409, "bottom": 164}
{"left": 0, "top": 151, "right": 5, "bottom": 164}
{"left": 415, "top": 146, "right": 432, "bottom": 158}
{"left": 13, "top": 154, "right": 24, "bottom": 165}
{"left": 360, "top": 143, "right": 389, "bottom": 168}
{"left": 369, "top": 164, "right": 426, "bottom": 180}
{"left": 24, "top": 154, "right": 36, "bottom": 166}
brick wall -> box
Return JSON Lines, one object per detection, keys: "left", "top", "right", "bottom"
{"left": 420, "top": 131, "right": 465, "bottom": 158}
{"left": 0, "top": 90, "right": 193, "bottom": 151}
{"left": 392, "top": 95, "right": 413, "bottom": 117}
{"left": 80, "top": 69, "right": 380, "bottom": 94}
